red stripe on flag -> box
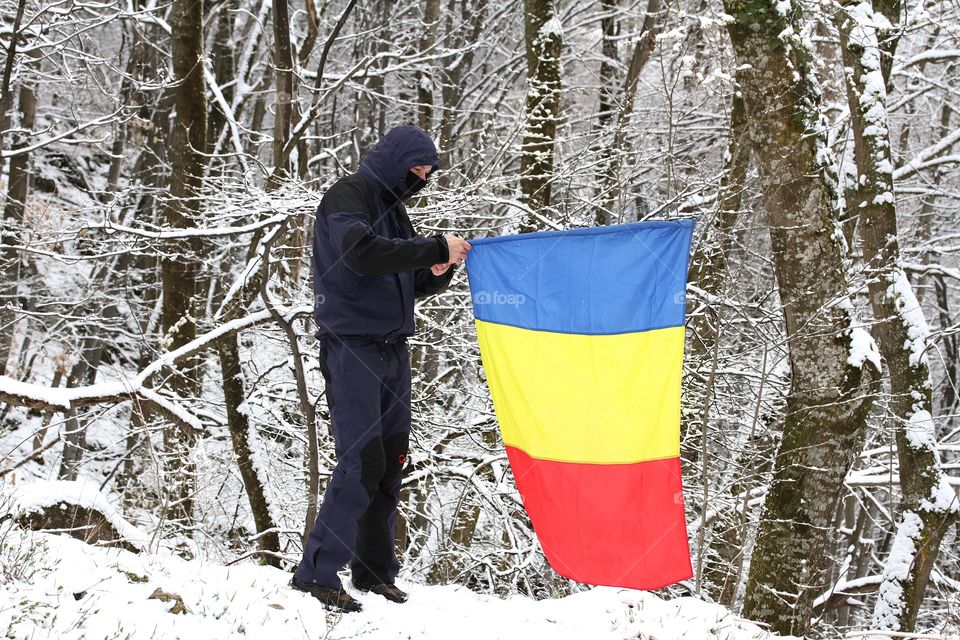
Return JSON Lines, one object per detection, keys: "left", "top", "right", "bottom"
{"left": 506, "top": 446, "right": 692, "bottom": 590}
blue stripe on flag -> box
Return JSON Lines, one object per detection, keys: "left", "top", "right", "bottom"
{"left": 465, "top": 220, "right": 695, "bottom": 335}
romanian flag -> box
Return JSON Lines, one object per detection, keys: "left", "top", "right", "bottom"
{"left": 465, "top": 220, "right": 694, "bottom": 590}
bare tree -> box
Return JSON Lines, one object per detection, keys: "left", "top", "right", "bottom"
{"left": 160, "top": 0, "right": 209, "bottom": 524}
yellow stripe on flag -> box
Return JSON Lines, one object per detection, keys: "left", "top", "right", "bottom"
{"left": 475, "top": 320, "right": 683, "bottom": 465}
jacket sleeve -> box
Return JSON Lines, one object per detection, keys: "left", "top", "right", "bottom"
{"left": 414, "top": 264, "right": 456, "bottom": 298}
{"left": 324, "top": 184, "right": 449, "bottom": 275}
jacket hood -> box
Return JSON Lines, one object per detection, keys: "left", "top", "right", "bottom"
{"left": 358, "top": 125, "right": 441, "bottom": 198}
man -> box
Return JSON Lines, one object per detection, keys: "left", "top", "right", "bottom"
{"left": 291, "top": 125, "right": 471, "bottom": 612}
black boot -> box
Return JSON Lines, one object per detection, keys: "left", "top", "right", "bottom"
{"left": 353, "top": 580, "right": 408, "bottom": 604}
{"left": 290, "top": 577, "right": 363, "bottom": 613}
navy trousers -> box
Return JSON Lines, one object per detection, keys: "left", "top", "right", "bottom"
{"left": 295, "top": 336, "right": 411, "bottom": 588}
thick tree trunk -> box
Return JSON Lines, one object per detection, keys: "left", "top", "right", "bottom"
{"left": 723, "top": 0, "right": 879, "bottom": 634}
{"left": 161, "top": 0, "right": 208, "bottom": 525}
{"left": 836, "top": 1, "right": 959, "bottom": 632}
{"left": 519, "top": 0, "right": 563, "bottom": 228}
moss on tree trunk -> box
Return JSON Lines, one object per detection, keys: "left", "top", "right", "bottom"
{"left": 723, "top": 0, "right": 879, "bottom": 634}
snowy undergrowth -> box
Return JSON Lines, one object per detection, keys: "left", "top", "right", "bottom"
{"left": 0, "top": 527, "right": 794, "bottom": 640}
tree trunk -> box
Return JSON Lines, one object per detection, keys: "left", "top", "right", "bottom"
{"left": 912, "top": 103, "right": 952, "bottom": 307}
{"left": 58, "top": 310, "right": 118, "bottom": 481}
{"left": 0, "top": 0, "right": 27, "bottom": 162}
{"left": 592, "top": 0, "right": 661, "bottom": 225}
{"left": 438, "top": 0, "right": 488, "bottom": 161}
{"left": 427, "top": 432, "right": 500, "bottom": 584}
{"left": 161, "top": 0, "right": 208, "bottom": 525}
{"left": 835, "top": 1, "right": 959, "bottom": 632}
{"left": 299, "top": 0, "right": 320, "bottom": 65}
{"left": 353, "top": 0, "right": 391, "bottom": 149}
{"left": 519, "top": 0, "right": 563, "bottom": 229}
{"left": 0, "top": 46, "right": 39, "bottom": 377}
{"left": 270, "top": 0, "right": 295, "bottom": 183}
{"left": 208, "top": 0, "right": 238, "bottom": 156}
{"left": 105, "top": 21, "right": 149, "bottom": 194}
{"left": 217, "top": 334, "right": 281, "bottom": 566}
{"left": 723, "top": 0, "right": 879, "bottom": 634}
{"left": 121, "top": 23, "right": 171, "bottom": 496}
{"left": 596, "top": 0, "right": 620, "bottom": 131}
{"left": 58, "top": 409, "right": 85, "bottom": 481}
{"left": 416, "top": 0, "right": 441, "bottom": 132}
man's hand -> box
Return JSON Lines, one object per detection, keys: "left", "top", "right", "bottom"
{"left": 444, "top": 235, "right": 472, "bottom": 266}
{"left": 430, "top": 263, "right": 452, "bottom": 276}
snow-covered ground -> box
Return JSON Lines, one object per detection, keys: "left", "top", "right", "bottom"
{"left": 0, "top": 524, "right": 793, "bottom": 640}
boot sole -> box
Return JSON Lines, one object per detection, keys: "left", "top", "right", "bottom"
{"left": 290, "top": 579, "right": 363, "bottom": 612}
{"left": 353, "top": 583, "right": 408, "bottom": 604}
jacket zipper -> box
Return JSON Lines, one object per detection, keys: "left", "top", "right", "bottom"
{"left": 388, "top": 204, "right": 407, "bottom": 339}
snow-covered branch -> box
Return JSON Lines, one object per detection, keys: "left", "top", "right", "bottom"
{"left": 0, "top": 306, "right": 311, "bottom": 413}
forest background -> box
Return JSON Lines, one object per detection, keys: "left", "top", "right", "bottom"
{"left": 0, "top": 0, "right": 958, "bottom": 637}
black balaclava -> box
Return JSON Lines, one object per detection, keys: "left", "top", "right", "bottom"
{"left": 358, "top": 125, "right": 441, "bottom": 203}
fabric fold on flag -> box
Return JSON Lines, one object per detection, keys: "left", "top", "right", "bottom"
{"left": 466, "top": 220, "right": 695, "bottom": 590}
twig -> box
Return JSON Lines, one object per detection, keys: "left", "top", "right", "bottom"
{"left": 0, "top": 436, "right": 58, "bottom": 477}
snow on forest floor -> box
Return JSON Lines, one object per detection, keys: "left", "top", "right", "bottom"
{"left": 0, "top": 526, "right": 794, "bottom": 640}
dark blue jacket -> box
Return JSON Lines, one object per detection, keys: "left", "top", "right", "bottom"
{"left": 312, "top": 126, "right": 455, "bottom": 340}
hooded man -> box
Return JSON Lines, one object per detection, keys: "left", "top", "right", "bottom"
{"left": 291, "top": 125, "right": 471, "bottom": 612}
